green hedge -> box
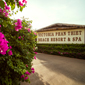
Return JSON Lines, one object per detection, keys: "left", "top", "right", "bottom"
{"left": 36, "top": 44, "right": 85, "bottom": 59}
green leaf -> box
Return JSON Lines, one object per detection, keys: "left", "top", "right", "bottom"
{"left": 2, "top": 20, "right": 7, "bottom": 27}
{"left": 11, "top": 3, "right": 15, "bottom": 10}
{"left": 0, "top": 18, "right": 3, "bottom": 23}
{"left": 0, "top": 1, "right": 5, "bottom": 9}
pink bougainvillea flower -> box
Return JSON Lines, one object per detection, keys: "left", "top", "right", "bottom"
{"left": 0, "top": 32, "right": 5, "bottom": 39}
{"left": 15, "top": 27, "right": 19, "bottom": 31}
{"left": 21, "top": 74, "right": 24, "bottom": 78}
{"left": 25, "top": 71, "right": 31, "bottom": 75}
{"left": 31, "top": 68, "right": 35, "bottom": 73}
{"left": 34, "top": 56, "right": 36, "bottom": 60}
{"left": 8, "top": 50, "right": 13, "bottom": 56}
{"left": 0, "top": 25, "right": 1, "bottom": 27}
{"left": 31, "top": 68, "right": 34, "bottom": 70}
{"left": 34, "top": 52, "right": 37, "bottom": 54}
{"left": 23, "top": 35, "right": 24, "bottom": 37}
{"left": 14, "top": 22, "right": 17, "bottom": 26}
{"left": 18, "top": 36, "right": 21, "bottom": 39}
{"left": 5, "top": 6, "right": 10, "bottom": 10}
{"left": 29, "top": 24, "right": 31, "bottom": 26}
{"left": 24, "top": 76, "right": 28, "bottom": 80}
{"left": 28, "top": 28, "right": 31, "bottom": 33}
{"left": 9, "top": 46, "right": 12, "bottom": 49}
{"left": 15, "top": 19, "right": 22, "bottom": 31}
{"left": 34, "top": 32, "right": 37, "bottom": 35}
{"left": 26, "top": 64, "right": 28, "bottom": 67}
{"left": 25, "top": 1, "right": 27, "bottom": 4}
{"left": 0, "top": 50, "right": 6, "bottom": 55}
{"left": 32, "top": 70, "right": 35, "bottom": 73}
{"left": 5, "top": 12, "right": 9, "bottom": 17}
{"left": 22, "top": 0, "right": 26, "bottom": 3}
{"left": 19, "top": 1, "right": 23, "bottom": 6}
{"left": 0, "top": 8, "right": 2, "bottom": 13}
{"left": 22, "top": 38, "right": 24, "bottom": 40}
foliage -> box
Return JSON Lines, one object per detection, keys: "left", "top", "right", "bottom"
{"left": 0, "top": 0, "right": 37, "bottom": 85}
{"left": 36, "top": 44, "right": 85, "bottom": 59}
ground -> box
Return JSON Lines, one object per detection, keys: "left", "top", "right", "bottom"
{"left": 21, "top": 53, "right": 85, "bottom": 85}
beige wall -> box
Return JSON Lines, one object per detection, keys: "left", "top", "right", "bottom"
{"left": 37, "top": 28, "right": 85, "bottom": 44}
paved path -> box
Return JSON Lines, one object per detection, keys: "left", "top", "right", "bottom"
{"left": 21, "top": 53, "right": 85, "bottom": 85}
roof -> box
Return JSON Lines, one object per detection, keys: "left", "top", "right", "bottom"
{"left": 36, "top": 23, "right": 85, "bottom": 32}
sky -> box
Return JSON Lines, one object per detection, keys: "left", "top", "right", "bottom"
{"left": 10, "top": 0, "right": 85, "bottom": 30}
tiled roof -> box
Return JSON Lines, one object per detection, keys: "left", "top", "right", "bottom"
{"left": 36, "top": 23, "right": 85, "bottom": 32}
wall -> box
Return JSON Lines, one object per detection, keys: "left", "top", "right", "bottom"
{"left": 37, "top": 28, "right": 84, "bottom": 44}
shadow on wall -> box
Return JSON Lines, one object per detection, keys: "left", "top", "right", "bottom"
{"left": 20, "top": 72, "right": 50, "bottom": 85}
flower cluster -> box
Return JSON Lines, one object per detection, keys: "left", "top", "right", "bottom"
{"left": 34, "top": 56, "right": 36, "bottom": 60}
{"left": 15, "top": 19, "right": 22, "bottom": 31}
{"left": 24, "top": 27, "right": 31, "bottom": 33}
{"left": 28, "top": 28, "right": 31, "bottom": 33}
{"left": 19, "top": 0, "right": 27, "bottom": 6}
{"left": 21, "top": 66, "right": 35, "bottom": 80}
{"left": 31, "top": 68, "right": 35, "bottom": 73}
{"left": 0, "top": 32, "right": 9, "bottom": 55}
{"left": 0, "top": 2, "right": 10, "bottom": 17}
{"left": 0, "top": 25, "right": 1, "bottom": 31}
{"left": 34, "top": 52, "right": 37, "bottom": 54}
{"left": 18, "top": 35, "right": 24, "bottom": 40}
{"left": 34, "top": 32, "right": 37, "bottom": 35}
{"left": 21, "top": 70, "right": 30, "bottom": 80}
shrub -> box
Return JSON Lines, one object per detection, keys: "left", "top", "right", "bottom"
{"left": 36, "top": 44, "right": 85, "bottom": 59}
{"left": 0, "top": 0, "right": 37, "bottom": 85}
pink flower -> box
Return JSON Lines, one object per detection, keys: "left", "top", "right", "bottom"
{"left": 26, "top": 64, "right": 28, "bottom": 67}
{"left": 22, "top": 0, "right": 27, "bottom": 4}
{"left": 22, "top": 38, "right": 24, "bottom": 40}
{"left": 31, "top": 68, "right": 35, "bottom": 73}
{"left": 31, "top": 68, "right": 34, "bottom": 70}
{"left": 28, "top": 28, "right": 31, "bottom": 33}
{"left": 0, "top": 51, "right": 6, "bottom": 55}
{"left": 0, "top": 32, "right": 9, "bottom": 55}
{"left": 18, "top": 36, "right": 21, "bottom": 39}
{"left": 15, "top": 22, "right": 17, "bottom": 26}
{"left": 23, "top": 35, "right": 24, "bottom": 37}
{"left": 19, "top": 1, "right": 23, "bottom": 6}
{"left": 24, "top": 76, "right": 28, "bottom": 80}
{"left": 22, "top": 0, "right": 26, "bottom": 3}
{"left": 34, "top": 32, "right": 37, "bottom": 35}
{"left": 0, "top": 32, "right": 5, "bottom": 38}
{"left": 34, "top": 52, "right": 37, "bottom": 54}
{"left": 32, "top": 70, "right": 35, "bottom": 73}
{"left": 21, "top": 74, "right": 24, "bottom": 78}
{"left": 34, "top": 56, "right": 36, "bottom": 60}
{"left": 8, "top": 50, "right": 13, "bottom": 56}
{"left": 0, "top": 25, "right": 1, "bottom": 27}
{"left": 9, "top": 46, "right": 12, "bottom": 49}
{"left": 25, "top": 1, "right": 27, "bottom": 3}
{"left": 0, "top": 8, "right": 2, "bottom": 13}
{"left": 29, "top": 24, "right": 31, "bottom": 26}
{"left": 25, "top": 71, "right": 30, "bottom": 75}
{"left": 15, "top": 19, "right": 22, "bottom": 31}
{"left": 58, "top": 52, "right": 60, "bottom": 54}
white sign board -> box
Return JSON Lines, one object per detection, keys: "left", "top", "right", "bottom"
{"left": 37, "top": 28, "right": 85, "bottom": 44}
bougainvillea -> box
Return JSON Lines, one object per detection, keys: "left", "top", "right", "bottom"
{"left": 0, "top": 0, "right": 37, "bottom": 85}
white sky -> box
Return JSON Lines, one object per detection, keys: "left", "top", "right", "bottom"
{"left": 10, "top": 0, "right": 85, "bottom": 30}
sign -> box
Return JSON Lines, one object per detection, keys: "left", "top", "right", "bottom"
{"left": 37, "top": 28, "right": 85, "bottom": 44}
